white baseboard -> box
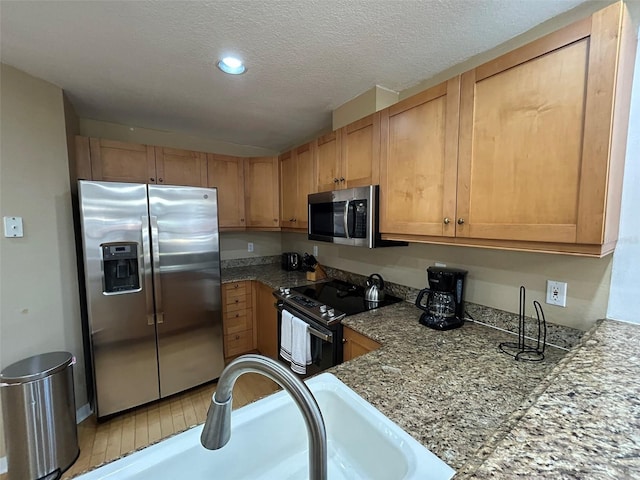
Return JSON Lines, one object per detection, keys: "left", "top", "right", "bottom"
{"left": 0, "top": 403, "right": 92, "bottom": 475}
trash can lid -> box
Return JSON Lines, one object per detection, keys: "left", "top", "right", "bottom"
{"left": 0, "top": 351, "right": 74, "bottom": 384}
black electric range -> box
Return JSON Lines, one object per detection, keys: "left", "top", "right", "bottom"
{"left": 274, "top": 279, "right": 403, "bottom": 327}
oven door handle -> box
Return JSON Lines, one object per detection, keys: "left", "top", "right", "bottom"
{"left": 279, "top": 305, "right": 334, "bottom": 343}
{"left": 308, "top": 326, "right": 332, "bottom": 343}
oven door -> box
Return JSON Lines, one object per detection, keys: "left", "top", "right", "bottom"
{"left": 276, "top": 306, "right": 342, "bottom": 378}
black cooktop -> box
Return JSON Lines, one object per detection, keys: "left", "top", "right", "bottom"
{"left": 291, "top": 279, "right": 403, "bottom": 316}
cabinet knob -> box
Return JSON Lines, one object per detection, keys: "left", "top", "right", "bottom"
{"left": 339, "top": 177, "right": 345, "bottom": 183}
{"left": 274, "top": 219, "right": 278, "bottom": 223}
{"left": 234, "top": 284, "right": 239, "bottom": 289}
{"left": 342, "top": 338, "right": 347, "bottom": 344}
{"left": 159, "top": 178, "right": 164, "bottom": 183}
{"left": 240, "top": 218, "right": 245, "bottom": 222}
{"left": 333, "top": 178, "right": 339, "bottom": 183}
{"left": 293, "top": 218, "right": 297, "bottom": 222}
{"left": 235, "top": 313, "right": 240, "bottom": 318}
{"left": 150, "top": 177, "right": 155, "bottom": 182}
{"left": 235, "top": 299, "right": 239, "bottom": 303}
{"left": 289, "top": 218, "right": 295, "bottom": 222}
{"left": 235, "top": 335, "right": 240, "bottom": 340}
{"left": 444, "top": 217, "right": 450, "bottom": 225}
{"left": 457, "top": 218, "right": 465, "bottom": 225}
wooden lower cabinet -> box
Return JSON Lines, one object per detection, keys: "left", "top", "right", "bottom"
{"left": 222, "top": 281, "right": 278, "bottom": 361}
{"left": 222, "top": 281, "right": 255, "bottom": 359}
{"left": 255, "top": 281, "right": 279, "bottom": 360}
{"left": 342, "top": 327, "right": 381, "bottom": 362}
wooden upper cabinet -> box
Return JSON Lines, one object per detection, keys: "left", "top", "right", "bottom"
{"left": 155, "top": 147, "right": 207, "bottom": 187}
{"left": 315, "top": 113, "right": 381, "bottom": 192}
{"left": 78, "top": 137, "right": 207, "bottom": 188}
{"left": 74, "top": 135, "right": 93, "bottom": 181}
{"left": 88, "top": 138, "right": 155, "bottom": 184}
{"left": 456, "top": 2, "right": 634, "bottom": 253}
{"left": 340, "top": 112, "right": 380, "bottom": 188}
{"left": 280, "top": 142, "right": 315, "bottom": 230}
{"left": 207, "top": 154, "right": 246, "bottom": 229}
{"left": 380, "top": 78, "right": 460, "bottom": 237}
{"left": 244, "top": 156, "right": 280, "bottom": 229}
{"left": 279, "top": 150, "right": 297, "bottom": 228}
{"left": 295, "top": 142, "right": 315, "bottom": 230}
{"left": 315, "top": 131, "right": 341, "bottom": 192}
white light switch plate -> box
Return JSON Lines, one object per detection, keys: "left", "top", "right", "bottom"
{"left": 3, "top": 216, "right": 24, "bottom": 238}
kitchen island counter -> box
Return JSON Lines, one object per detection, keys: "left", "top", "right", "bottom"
{"left": 222, "top": 264, "right": 640, "bottom": 478}
{"left": 337, "top": 305, "right": 640, "bottom": 478}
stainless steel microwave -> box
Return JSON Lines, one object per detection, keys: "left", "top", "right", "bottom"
{"left": 308, "top": 185, "right": 407, "bottom": 248}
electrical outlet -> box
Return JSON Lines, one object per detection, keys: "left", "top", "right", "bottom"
{"left": 313, "top": 245, "right": 318, "bottom": 256}
{"left": 546, "top": 280, "right": 567, "bottom": 307}
{"left": 247, "top": 242, "right": 254, "bottom": 253}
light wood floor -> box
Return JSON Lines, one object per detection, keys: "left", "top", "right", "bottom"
{"left": 0, "top": 373, "right": 279, "bottom": 480}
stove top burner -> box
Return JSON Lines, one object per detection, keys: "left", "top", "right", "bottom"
{"left": 274, "top": 279, "right": 403, "bottom": 326}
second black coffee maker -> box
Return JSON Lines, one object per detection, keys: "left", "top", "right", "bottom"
{"left": 416, "top": 267, "right": 468, "bottom": 330}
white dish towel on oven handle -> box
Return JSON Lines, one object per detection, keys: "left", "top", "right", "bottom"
{"left": 280, "top": 310, "right": 312, "bottom": 374}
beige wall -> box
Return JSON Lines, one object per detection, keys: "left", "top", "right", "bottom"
{"left": 79, "top": 119, "right": 278, "bottom": 157}
{"left": 220, "top": 231, "right": 282, "bottom": 261}
{"left": 282, "top": 232, "right": 612, "bottom": 331}
{"left": 0, "top": 64, "right": 86, "bottom": 459}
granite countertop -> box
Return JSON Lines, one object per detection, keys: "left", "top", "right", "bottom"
{"left": 224, "top": 263, "right": 640, "bottom": 478}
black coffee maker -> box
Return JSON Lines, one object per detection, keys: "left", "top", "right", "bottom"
{"left": 416, "top": 267, "right": 468, "bottom": 330}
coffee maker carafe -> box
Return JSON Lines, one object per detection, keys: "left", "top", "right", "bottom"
{"left": 416, "top": 267, "right": 467, "bottom": 330}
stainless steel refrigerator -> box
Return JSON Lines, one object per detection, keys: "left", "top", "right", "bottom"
{"left": 78, "top": 180, "right": 225, "bottom": 418}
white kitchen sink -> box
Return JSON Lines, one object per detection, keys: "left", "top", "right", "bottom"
{"left": 76, "top": 373, "right": 454, "bottom": 479}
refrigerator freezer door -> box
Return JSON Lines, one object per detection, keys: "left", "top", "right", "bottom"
{"left": 78, "top": 181, "right": 160, "bottom": 417}
{"left": 148, "top": 185, "right": 225, "bottom": 397}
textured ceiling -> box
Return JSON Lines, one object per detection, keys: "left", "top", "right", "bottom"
{"left": 1, "top": 0, "right": 594, "bottom": 152}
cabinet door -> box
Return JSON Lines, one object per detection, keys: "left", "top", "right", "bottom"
{"left": 294, "top": 142, "right": 315, "bottom": 230}
{"left": 279, "top": 150, "right": 297, "bottom": 228}
{"left": 343, "top": 327, "right": 381, "bottom": 362}
{"left": 255, "top": 281, "right": 278, "bottom": 360}
{"left": 457, "top": 5, "right": 629, "bottom": 246}
{"left": 380, "top": 78, "right": 459, "bottom": 237}
{"left": 155, "top": 147, "right": 208, "bottom": 187}
{"left": 341, "top": 113, "right": 380, "bottom": 188}
{"left": 315, "top": 131, "right": 341, "bottom": 192}
{"left": 74, "top": 135, "right": 93, "bottom": 181}
{"left": 89, "top": 138, "right": 156, "bottom": 183}
{"left": 244, "top": 156, "right": 280, "bottom": 228}
{"left": 207, "top": 154, "right": 246, "bottom": 229}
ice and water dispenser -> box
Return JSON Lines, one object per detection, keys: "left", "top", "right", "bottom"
{"left": 101, "top": 242, "right": 140, "bottom": 293}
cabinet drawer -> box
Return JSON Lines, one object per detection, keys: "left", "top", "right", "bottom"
{"left": 224, "top": 282, "right": 249, "bottom": 296}
{"left": 223, "top": 310, "right": 253, "bottom": 335}
{"left": 224, "top": 330, "right": 254, "bottom": 358}
{"left": 225, "top": 299, "right": 249, "bottom": 313}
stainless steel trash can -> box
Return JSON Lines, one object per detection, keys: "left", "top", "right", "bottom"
{"left": 0, "top": 352, "right": 79, "bottom": 480}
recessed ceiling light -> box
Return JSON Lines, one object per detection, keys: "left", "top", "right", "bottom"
{"left": 217, "top": 56, "right": 246, "bottom": 75}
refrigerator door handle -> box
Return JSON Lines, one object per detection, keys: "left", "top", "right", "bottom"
{"left": 150, "top": 215, "right": 164, "bottom": 324}
{"left": 141, "top": 215, "right": 155, "bottom": 326}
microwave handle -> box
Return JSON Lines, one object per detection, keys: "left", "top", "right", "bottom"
{"left": 343, "top": 200, "right": 350, "bottom": 239}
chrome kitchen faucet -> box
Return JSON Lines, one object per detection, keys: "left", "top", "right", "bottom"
{"left": 200, "top": 354, "right": 328, "bottom": 480}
